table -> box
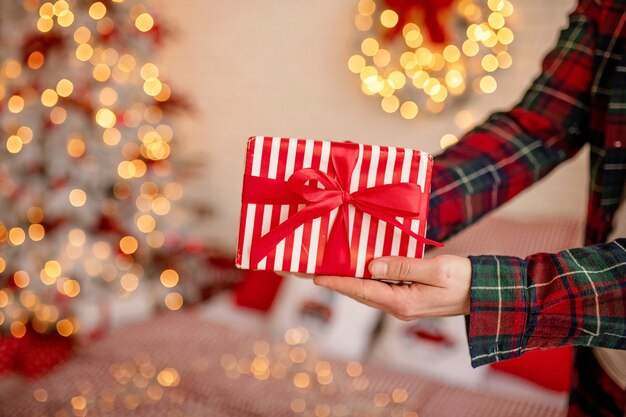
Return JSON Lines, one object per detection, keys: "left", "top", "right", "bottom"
{"left": 0, "top": 311, "right": 567, "bottom": 417}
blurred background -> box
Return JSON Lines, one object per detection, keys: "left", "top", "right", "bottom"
{"left": 161, "top": 0, "right": 585, "bottom": 249}
{"left": 0, "top": 0, "right": 584, "bottom": 416}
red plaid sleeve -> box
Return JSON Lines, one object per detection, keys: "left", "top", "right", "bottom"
{"left": 426, "top": 0, "right": 597, "bottom": 242}
{"left": 421, "top": 0, "right": 625, "bottom": 368}
{"left": 467, "top": 239, "right": 626, "bottom": 367}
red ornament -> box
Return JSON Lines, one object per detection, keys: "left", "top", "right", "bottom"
{"left": 0, "top": 330, "right": 73, "bottom": 378}
{"left": 0, "top": 335, "right": 20, "bottom": 375}
{"left": 234, "top": 270, "right": 284, "bottom": 313}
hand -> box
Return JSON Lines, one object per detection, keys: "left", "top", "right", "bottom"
{"left": 313, "top": 255, "right": 471, "bottom": 321}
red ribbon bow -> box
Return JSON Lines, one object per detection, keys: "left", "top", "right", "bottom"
{"left": 383, "top": 0, "right": 454, "bottom": 44}
{"left": 243, "top": 143, "right": 442, "bottom": 275}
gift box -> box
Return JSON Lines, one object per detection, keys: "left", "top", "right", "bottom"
{"left": 236, "top": 136, "right": 440, "bottom": 278}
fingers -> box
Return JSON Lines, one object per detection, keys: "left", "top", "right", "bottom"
{"left": 312, "top": 255, "right": 472, "bottom": 320}
{"left": 314, "top": 276, "right": 423, "bottom": 321}
{"left": 368, "top": 256, "right": 445, "bottom": 284}
{"left": 313, "top": 276, "right": 398, "bottom": 308}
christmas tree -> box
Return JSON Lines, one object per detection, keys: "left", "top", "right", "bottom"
{"left": 0, "top": 0, "right": 234, "bottom": 375}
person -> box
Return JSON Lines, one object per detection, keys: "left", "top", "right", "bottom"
{"left": 314, "top": 1, "right": 626, "bottom": 415}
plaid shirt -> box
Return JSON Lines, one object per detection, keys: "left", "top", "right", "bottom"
{"left": 426, "top": 0, "right": 626, "bottom": 414}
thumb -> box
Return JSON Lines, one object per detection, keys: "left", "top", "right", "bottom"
{"left": 368, "top": 256, "right": 445, "bottom": 285}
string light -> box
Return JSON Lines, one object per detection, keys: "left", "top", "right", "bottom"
{"left": 9, "top": 228, "right": 26, "bottom": 246}
{"left": 103, "top": 127, "right": 122, "bottom": 145}
{"left": 67, "top": 136, "right": 86, "bottom": 157}
{"left": 218, "top": 329, "right": 420, "bottom": 416}
{"left": 39, "top": 2, "right": 54, "bottom": 18}
{"left": 99, "top": 87, "right": 118, "bottom": 105}
{"left": 44, "top": 260, "right": 62, "bottom": 279}
{"left": 14, "top": 270, "right": 31, "bottom": 288}
{"left": 68, "top": 229, "right": 86, "bottom": 246}
{"left": 88, "top": 2, "right": 107, "bottom": 20}
{"left": 62, "top": 280, "right": 81, "bottom": 297}
{"left": 93, "top": 63, "right": 112, "bottom": 82}
{"left": 69, "top": 189, "right": 87, "bottom": 207}
{"left": 440, "top": 133, "right": 459, "bottom": 149}
{"left": 95, "top": 108, "right": 117, "bottom": 128}
{"left": 50, "top": 106, "right": 67, "bottom": 124}
{"left": 143, "top": 77, "right": 162, "bottom": 97}
{"left": 380, "top": 9, "right": 399, "bottom": 28}
{"left": 157, "top": 368, "right": 180, "bottom": 387}
{"left": 381, "top": 95, "right": 399, "bottom": 113}
{"left": 56, "top": 79, "right": 74, "bottom": 97}
{"left": 135, "top": 13, "right": 154, "bottom": 32}
{"left": 97, "top": 16, "right": 115, "bottom": 35}
{"left": 119, "top": 236, "right": 139, "bottom": 254}
{"left": 76, "top": 43, "right": 94, "bottom": 61}
{"left": 37, "top": 17, "right": 54, "bottom": 32}
{"left": 164, "top": 292, "right": 183, "bottom": 310}
{"left": 6, "top": 135, "right": 23, "bottom": 153}
{"left": 120, "top": 273, "right": 139, "bottom": 292}
{"left": 399, "top": 101, "right": 418, "bottom": 119}
{"left": 56, "top": 318, "right": 74, "bottom": 336}
{"left": 74, "top": 26, "right": 91, "bottom": 43}
{"left": 0, "top": 0, "right": 187, "bottom": 344}
{"left": 33, "top": 389, "right": 48, "bottom": 403}
{"left": 146, "top": 230, "right": 165, "bottom": 248}
{"left": 350, "top": 0, "right": 514, "bottom": 119}
{"left": 479, "top": 74, "right": 497, "bottom": 93}
{"left": 159, "top": 269, "right": 179, "bottom": 288}
{"left": 4, "top": 60, "right": 22, "bottom": 79}
{"left": 29, "top": 224, "right": 45, "bottom": 241}
{"left": 11, "top": 321, "right": 27, "bottom": 338}
{"left": 8, "top": 95, "right": 25, "bottom": 113}
{"left": 57, "top": 10, "right": 74, "bottom": 27}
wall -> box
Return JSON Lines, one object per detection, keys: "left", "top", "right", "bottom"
{"left": 160, "top": 0, "right": 584, "bottom": 250}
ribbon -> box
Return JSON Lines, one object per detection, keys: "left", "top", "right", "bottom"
{"left": 243, "top": 142, "right": 442, "bottom": 275}
{"left": 382, "top": 0, "right": 454, "bottom": 45}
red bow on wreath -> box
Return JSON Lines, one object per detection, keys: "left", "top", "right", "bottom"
{"left": 382, "top": 0, "right": 454, "bottom": 44}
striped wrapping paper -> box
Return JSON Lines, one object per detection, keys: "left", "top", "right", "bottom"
{"left": 236, "top": 136, "right": 433, "bottom": 278}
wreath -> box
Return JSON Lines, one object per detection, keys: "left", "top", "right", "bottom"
{"left": 349, "top": 0, "right": 515, "bottom": 119}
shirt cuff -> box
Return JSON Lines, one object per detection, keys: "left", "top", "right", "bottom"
{"left": 467, "top": 255, "right": 529, "bottom": 367}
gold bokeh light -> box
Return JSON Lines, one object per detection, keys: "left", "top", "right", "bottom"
{"left": 6, "top": 135, "right": 23, "bottom": 154}
{"left": 88, "top": 2, "right": 107, "bottom": 20}
{"left": 96, "top": 108, "right": 117, "bottom": 128}
{"left": 164, "top": 292, "right": 183, "bottom": 310}
{"left": 160, "top": 269, "right": 179, "bottom": 288}
{"left": 350, "top": 0, "right": 513, "bottom": 120}
{"left": 135, "top": 13, "right": 154, "bottom": 32}
{"left": 119, "top": 235, "right": 139, "bottom": 254}
{"left": 380, "top": 9, "right": 398, "bottom": 28}
{"left": 74, "top": 26, "right": 91, "bottom": 43}
{"left": 28, "top": 51, "right": 45, "bottom": 69}
{"left": 67, "top": 137, "right": 86, "bottom": 158}
{"left": 56, "top": 79, "right": 74, "bottom": 97}
{"left": 9, "top": 228, "right": 26, "bottom": 246}
{"left": 0, "top": 0, "right": 215, "bottom": 341}
{"left": 8, "top": 95, "right": 25, "bottom": 113}
{"left": 69, "top": 189, "right": 87, "bottom": 207}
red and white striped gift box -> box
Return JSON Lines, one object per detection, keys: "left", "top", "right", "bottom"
{"left": 236, "top": 136, "right": 435, "bottom": 278}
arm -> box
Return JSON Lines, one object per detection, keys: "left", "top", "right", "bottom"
{"left": 313, "top": 0, "right": 611, "bottom": 366}
{"left": 427, "top": 0, "right": 597, "bottom": 242}
{"left": 468, "top": 238, "right": 626, "bottom": 366}
{"left": 315, "top": 239, "right": 626, "bottom": 362}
